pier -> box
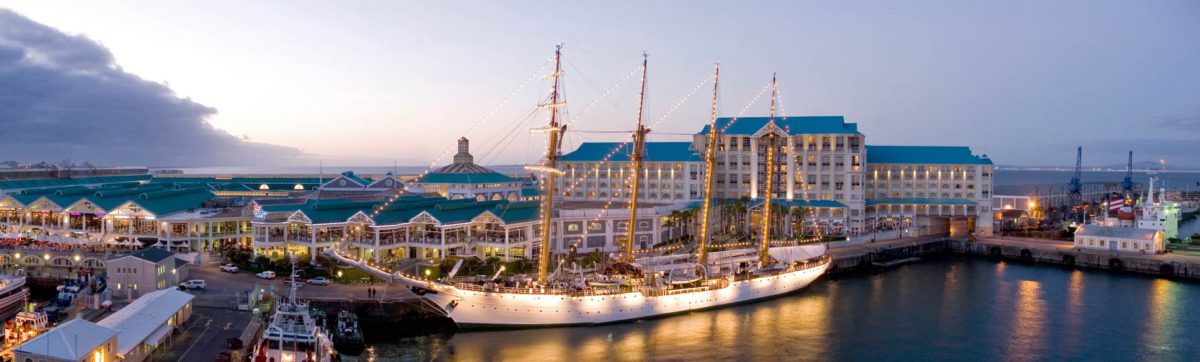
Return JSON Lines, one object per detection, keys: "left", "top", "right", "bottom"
{"left": 824, "top": 234, "right": 1200, "bottom": 280}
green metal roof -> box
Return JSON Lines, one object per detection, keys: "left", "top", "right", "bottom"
{"left": 697, "top": 116, "right": 859, "bottom": 136}
{"left": 414, "top": 172, "right": 515, "bottom": 184}
{"left": 335, "top": 171, "right": 371, "bottom": 186}
{"left": 866, "top": 146, "right": 992, "bottom": 165}
{"left": 866, "top": 198, "right": 978, "bottom": 206}
{"left": 264, "top": 196, "right": 540, "bottom": 226}
{"left": 0, "top": 174, "right": 151, "bottom": 191}
{"left": 561, "top": 142, "right": 700, "bottom": 162}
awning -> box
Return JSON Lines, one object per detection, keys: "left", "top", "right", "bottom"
{"left": 146, "top": 323, "right": 172, "bottom": 347}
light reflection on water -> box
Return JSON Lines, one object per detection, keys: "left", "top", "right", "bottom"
{"left": 368, "top": 256, "right": 1200, "bottom": 361}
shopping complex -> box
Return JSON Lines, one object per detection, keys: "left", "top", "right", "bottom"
{"left": 0, "top": 115, "right": 993, "bottom": 263}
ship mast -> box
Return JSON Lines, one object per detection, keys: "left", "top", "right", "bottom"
{"left": 697, "top": 63, "right": 719, "bottom": 267}
{"left": 536, "top": 45, "right": 566, "bottom": 285}
{"left": 759, "top": 74, "right": 778, "bottom": 267}
{"left": 624, "top": 53, "right": 651, "bottom": 262}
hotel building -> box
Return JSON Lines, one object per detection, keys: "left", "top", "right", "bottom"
{"left": 555, "top": 116, "right": 994, "bottom": 237}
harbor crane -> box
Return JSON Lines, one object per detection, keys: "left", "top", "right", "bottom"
{"left": 1068, "top": 146, "right": 1084, "bottom": 222}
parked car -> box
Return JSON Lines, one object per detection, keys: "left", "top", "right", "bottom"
{"left": 307, "top": 277, "right": 329, "bottom": 286}
{"left": 256, "top": 271, "right": 276, "bottom": 279}
{"left": 178, "top": 280, "right": 207, "bottom": 290}
{"left": 220, "top": 264, "right": 239, "bottom": 273}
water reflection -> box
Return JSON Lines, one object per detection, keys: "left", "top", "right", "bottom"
{"left": 1004, "top": 280, "right": 1046, "bottom": 361}
{"left": 371, "top": 257, "right": 1200, "bottom": 361}
{"left": 1060, "top": 270, "right": 1084, "bottom": 353}
{"left": 1141, "top": 279, "right": 1180, "bottom": 357}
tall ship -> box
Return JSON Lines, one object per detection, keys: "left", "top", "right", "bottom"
{"left": 328, "top": 46, "right": 830, "bottom": 327}
{"left": 253, "top": 261, "right": 337, "bottom": 362}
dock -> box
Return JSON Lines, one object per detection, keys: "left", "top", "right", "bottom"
{"left": 824, "top": 234, "right": 1200, "bottom": 279}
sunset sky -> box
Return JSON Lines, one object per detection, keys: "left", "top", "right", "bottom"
{"left": 1, "top": 1, "right": 1197, "bottom": 167}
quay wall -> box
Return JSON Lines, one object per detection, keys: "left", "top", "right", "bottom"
{"left": 948, "top": 239, "right": 1200, "bottom": 279}
{"left": 308, "top": 297, "right": 455, "bottom": 336}
{"left": 828, "top": 236, "right": 1200, "bottom": 280}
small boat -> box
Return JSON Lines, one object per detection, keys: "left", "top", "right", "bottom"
{"left": 586, "top": 278, "right": 628, "bottom": 288}
{"left": 252, "top": 258, "right": 337, "bottom": 362}
{"left": 332, "top": 310, "right": 365, "bottom": 356}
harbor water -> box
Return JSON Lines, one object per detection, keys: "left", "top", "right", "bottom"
{"left": 371, "top": 256, "right": 1200, "bottom": 361}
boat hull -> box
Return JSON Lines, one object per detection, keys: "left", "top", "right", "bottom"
{"left": 408, "top": 260, "right": 829, "bottom": 328}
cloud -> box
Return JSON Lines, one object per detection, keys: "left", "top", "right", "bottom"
{"left": 0, "top": 9, "right": 302, "bottom": 167}
{"left": 1149, "top": 108, "right": 1200, "bottom": 132}
{"left": 1081, "top": 138, "right": 1200, "bottom": 168}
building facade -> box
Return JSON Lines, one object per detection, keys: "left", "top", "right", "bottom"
{"left": 557, "top": 142, "right": 702, "bottom": 203}
{"left": 407, "top": 138, "right": 524, "bottom": 201}
{"left": 554, "top": 115, "right": 994, "bottom": 237}
{"left": 107, "top": 248, "right": 183, "bottom": 299}
{"left": 1074, "top": 225, "right": 1164, "bottom": 254}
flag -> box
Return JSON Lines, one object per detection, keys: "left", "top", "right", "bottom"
{"left": 1108, "top": 194, "right": 1124, "bottom": 212}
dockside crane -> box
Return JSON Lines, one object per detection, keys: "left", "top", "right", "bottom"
{"left": 1068, "top": 146, "right": 1084, "bottom": 222}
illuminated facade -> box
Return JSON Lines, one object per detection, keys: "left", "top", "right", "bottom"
{"left": 406, "top": 138, "right": 524, "bottom": 201}
{"left": 555, "top": 116, "right": 994, "bottom": 236}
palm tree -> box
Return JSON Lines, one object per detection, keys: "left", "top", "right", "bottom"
{"left": 790, "top": 206, "right": 810, "bottom": 241}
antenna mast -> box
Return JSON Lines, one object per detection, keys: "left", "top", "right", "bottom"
{"left": 760, "top": 74, "right": 778, "bottom": 267}
{"left": 697, "top": 63, "right": 719, "bottom": 267}
{"left": 536, "top": 45, "right": 566, "bottom": 285}
{"left": 624, "top": 53, "right": 651, "bottom": 262}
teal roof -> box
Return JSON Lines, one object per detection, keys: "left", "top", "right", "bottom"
{"left": 3, "top": 183, "right": 212, "bottom": 215}
{"left": 333, "top": 171, "right": 371, "bottom": 186}
{"left": 561, "top": 142, "right": 700, "bottom": 162}
{"left": 747, "top": 198, "right": 847, "bottom": 209}
{"left": 262, "top": 196, "right": 540, "bottom": 226}
{"left": 414, "top": 172, "right": 515, "bottom": 184}
{"left": 520, "top": 187, "right": 541, "bottom": 198}
{"left": 152, "top": 176, "right": 326, "bottom": 191}
{"left": 866, "top": 146, "right": 992, "bottom": 165}
{"left": 866, "top": 198, "right": 978, "bottom": 206}
{"left": 0, "top": 174, "right": 151, "bottom": 191}
{"left": 697, "top": 116, "right": 859, "bottom": 136}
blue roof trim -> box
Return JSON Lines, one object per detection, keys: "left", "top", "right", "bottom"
{"left": 866, "top": 145, "right": 992, "bottom": 165}
{"left": 866, "top": 198, "right": 978, "bottom": 206}
{"left": 415, "top": 172, "right": 516, "bottom": 184}
{"left": 748, "top": 198, "right": 847, "bottom": 209}
{"left": 561, "top": 142, "right": 700, "bottom": 162}
{"left": 697, "top": 116, "right": 859, "bottom": 136}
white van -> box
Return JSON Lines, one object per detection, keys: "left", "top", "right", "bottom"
{"left": 179, "top": 280, "right": 207, "bottom": 290}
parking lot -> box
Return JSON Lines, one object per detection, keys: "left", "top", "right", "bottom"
{"left": 184, "top": 261, "right": 416, "bottom": 302}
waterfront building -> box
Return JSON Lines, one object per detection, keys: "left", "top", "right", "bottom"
{"left": 0, "top": 183, "right": 254, "bottom": 251}
{"left": 864, "top": 146, "right": 994, "bottom": 237}
{"left": 0, "top": 167, "right": 150, "bottom": 196}
{"left": 557, "top": 142, "right": 703, "bottom": 203}
{"left": 13, "top": 318, "right": 119, "bottom": 362}
{"left": 250, "top": 196, "right": 540, "bottom": 263}
{"left": 107, "top": 248, "right": 184, "bottom": 299}
{"left": 406, "top": 138, "right": 525, "bottom": 201}
{"left": 96, "top": 289, "right": 194, "bottom": 362}
{"left": 1074, "top": 224, "right": 1164, "bottom": 254}
{"left": 149, "top": 174, "right": 327, "bottom": 198}
{"left": 248, "top": 194, "right": 686, "bottom": 262}
{"left": 553, "top": 115, "right": 994, "bottom": 237}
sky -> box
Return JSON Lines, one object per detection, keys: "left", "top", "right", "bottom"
{"left": 0, "top": 1, "right": 1197, "bottom": 168}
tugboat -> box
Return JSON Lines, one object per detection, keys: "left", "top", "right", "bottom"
{"left": 331, "top": 310, "right": 365, "bottom": 356}
{"left": 252, "top": 257, "right": 337, "bottom": 362}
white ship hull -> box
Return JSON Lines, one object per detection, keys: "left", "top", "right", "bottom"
{"left": 400, "top": 260, "right": 829, "bottom": 328}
